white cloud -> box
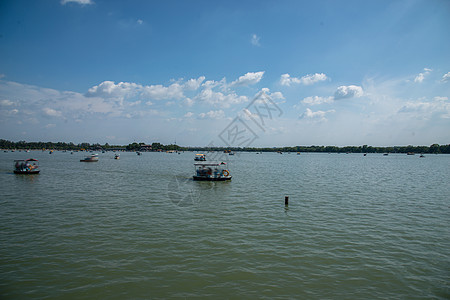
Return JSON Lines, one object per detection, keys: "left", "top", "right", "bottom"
{"left": 230, "top": 71, "right": 264, "bottom": 87}
{"left": 128, "top": 100, "right": 141, "bottom": 106}
{"left": 334, "top": 85, "right": 364, "bottom": 100}
{"left": 198, "top": 110, "right": 225, "bottom": 119}
{"left": 251, "top": 34, "right": 261, "bottom": 46}
{"left": 300, "top": 73, "right": 328, "bottom": 85}
{"left": 86, "top": 81, "right": 141, "bottom": 103}
{"left": 183, "top": 98, "right": 194, "bottom": 106}
{"left": 141, "top": 83, "right": 184, "bottom": 100}
{"left": 184, "top": 112, "right": 194, "bottom": 118}
{"left": 398, "top": 98, "right": 450, "bottom": 119}
{"left": 270, "top": 91, "right": 285, "bottom": 100}
{"left": 201, "top": 79, "right": 222, "bottom": 90}
{"left": 184, "top": 76, "right": 206, "bottom": 90}
{"left": 194, "top": 89, "right": 248, "bottom": 108}
{"left": 45, "top": 124, "right": 56, "bottom": 129}
{"left": 87, "top": 80, "right": 189, "bottom": 102}
{"left": 301, "top": 96, "right": 334, "bottom": 105}
{"left": 61, "top": 0, "right": 93, "bottom": 5}
{"left": 441, "top": 72, "right": 450, "bottom": 83}
{"left": 3, "top": 108, "right": 19, "bottom": 116}
{"left": 300, "top": 108, "right": 335, "bottom": 121}
{"left": 137, "top": 19, "right": 143, "bottom": 25}
{"left": 414, "top": 68, "right": 432, "bottom": 83}
{"left": 434, "top": 96, "right": 448, "bottom": 101}
{"left": 280, "top": 74, "right": 301, "bottom": 86}
{"left": 43, "top": 107, "right": 63, "bottom": 117}
{"left": 0, "top": 99, "right": 14, "bottom": 106}
{"left": 280, "top": 73, "right": 327, "bottom": 86}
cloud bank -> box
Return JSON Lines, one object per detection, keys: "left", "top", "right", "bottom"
{"left": 280, "top": 73, "right": 328, "bottom": 86}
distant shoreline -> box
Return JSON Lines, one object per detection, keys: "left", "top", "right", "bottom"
{"left": 1, "top": 139, "right": 449, "bottom": 154}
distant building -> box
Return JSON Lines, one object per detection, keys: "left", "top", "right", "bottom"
{"left": 140, "top": 144, "right": 152, "bottom": 151}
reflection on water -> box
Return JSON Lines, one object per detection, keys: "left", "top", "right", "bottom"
{"left": 0, "top": 151, "right": 449, "bottom": 299}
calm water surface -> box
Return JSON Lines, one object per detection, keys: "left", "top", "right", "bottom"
{"left": 0, "top": 151, "right": 449, "bottom": 299}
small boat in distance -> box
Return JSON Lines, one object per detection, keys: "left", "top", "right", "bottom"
{"left": 194, "top": 154, "right": 206, "bottom": 161}
{"left": 14, "top": 159, "right": 40, "bottom": 174}
{"left": 193, "top": 162, "right": 231, "bottom": 181}
{"left": 114, "top": 154, "right": 120, "bottom": 160}
{"left": 420, "top": 154, "right": 425, "bottom": 158}
{"left": 80, "top": 154, "right": 99, "bottom": 162}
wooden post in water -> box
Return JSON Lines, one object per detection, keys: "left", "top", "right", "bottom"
{"left": 285, "top": 196, "right": 289, "bottom": 206}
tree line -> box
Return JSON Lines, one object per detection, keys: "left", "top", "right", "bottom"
{"left": 1, "top": 139, "right": 449, "bottom": 154}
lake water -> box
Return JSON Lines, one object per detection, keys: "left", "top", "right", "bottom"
{"left": 1, "top": 151, "right": 449, "bottom": 299}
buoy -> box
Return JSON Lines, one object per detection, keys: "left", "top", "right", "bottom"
{"left": 285, "top": 196, "right": 289, "bottom": 206}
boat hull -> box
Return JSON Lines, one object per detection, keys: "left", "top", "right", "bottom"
{"left": 14, "top": 170, "right": 40, "bottom": 174}
{"left": 193, "top": 176, "right": 232, "bottom": 181}
{"left": 80, "top": 159, "right": 98, "bottom": 162}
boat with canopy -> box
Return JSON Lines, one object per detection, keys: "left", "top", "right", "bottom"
{"left": 193, "top": 161, "right": 231, "bottom": 181}
{"left": 14, "top": 159, "right": 40, "bottom": 174}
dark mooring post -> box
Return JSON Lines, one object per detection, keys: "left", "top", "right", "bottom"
{"left": 285, "top": 196, "right": 289, "bottom": 206}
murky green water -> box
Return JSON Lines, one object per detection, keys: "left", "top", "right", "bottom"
{"left": 1, "top": 151, "right": 449, "bottom": 299}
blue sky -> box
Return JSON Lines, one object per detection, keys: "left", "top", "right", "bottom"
{"left": 1, "top": 0, "right": 449, "bottom": 146}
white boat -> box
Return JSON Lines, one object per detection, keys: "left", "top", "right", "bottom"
{"left": 80, "top": 154, "right": 99, "bottom": 162}
{"left": 193, "top": 162, "right": 231, "bottom": 181}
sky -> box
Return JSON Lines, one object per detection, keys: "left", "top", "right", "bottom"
{"left": 0, "top": 0, "right": 449, "bottom": 147}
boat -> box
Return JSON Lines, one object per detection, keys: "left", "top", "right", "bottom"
{"left": 194, "top": 154, "right": 206, "bottom": 161}
{"left": 136, "top": 151, "right": 141, "bottom": 155}
{"left": 229, "top": 152, "right": 235, "bottom": 156}
{"left": 420, "top": 154, "right": 425, "bottom": 158}
{"left": 114, "top": 154, "right": 120, "bottom": 160}
{"left": 407, "top": 152, "right": 415, "bottom": 155}
{"left": 80, "top": 154, "right": 99, "bottom": 162}
{"left": 193, "top": 162, "right": 231, "bottom": 181}
{"left": 383, "top": 153, "right": 389, "bottom": 156}
{"left": 14, "top": 159, "right": 40, "bottom": 174}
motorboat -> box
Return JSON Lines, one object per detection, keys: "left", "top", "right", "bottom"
{"left": 80, "top": 154, "right": 99, "bottom": 162}
{"left": 14, "top": 159, "right": 40, "bottom": 174}
{"left": 193, "top": 162, "right": 231, "bottom": 181}
{"left": 194, "top": 154, "right": 206, "bottom": 161}
{"left": 114, "top": 154, "right": 120, "bottom": 160}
